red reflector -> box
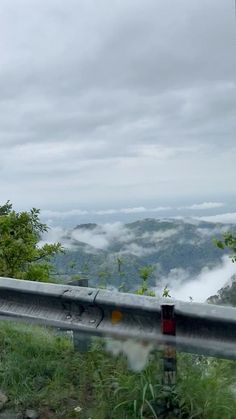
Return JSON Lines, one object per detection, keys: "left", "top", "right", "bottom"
{"left": 161, "top": 304, "right": 176, "bottom": 335}
{"left": 162, "top": 319, "right": 175, "bottom": 334}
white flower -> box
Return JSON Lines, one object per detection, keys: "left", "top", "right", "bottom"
{"left": 74, "top": 406, "right": 82, "bottom": 413}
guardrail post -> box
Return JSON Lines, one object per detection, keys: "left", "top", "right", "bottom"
{"left": 154, "top": 303, "right": 179, "bottom": 417}
{"left": 161, "top": 304, "right": 176, "bottom": 386}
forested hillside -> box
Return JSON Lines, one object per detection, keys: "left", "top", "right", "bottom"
{"left": 51, "top": 218, "right": 234, "bottom": 290}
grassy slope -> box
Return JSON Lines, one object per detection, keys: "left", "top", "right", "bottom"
{"left": 0, "top": 322, "right": 236, "bottom": 418}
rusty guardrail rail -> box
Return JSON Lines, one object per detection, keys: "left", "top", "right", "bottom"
{"left": 0, "top": 277, "right": 236, "bottom": 360}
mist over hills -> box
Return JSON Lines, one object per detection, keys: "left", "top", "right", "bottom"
{"left": 44, "top": 218, "right": 236, "bottom": 300}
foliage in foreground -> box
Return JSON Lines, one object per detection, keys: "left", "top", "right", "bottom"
{"left": 0, "top": 322, "right": 236, "bottom": 418}
{"left": 214, "top": 232, "right": 236, "bottom": 263}
{"left": 0, "top": 201, "right": 63, "bottom": 281}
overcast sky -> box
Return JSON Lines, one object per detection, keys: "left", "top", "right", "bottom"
{"left": 1, "top": 0, "right": 236, "bottom": 219}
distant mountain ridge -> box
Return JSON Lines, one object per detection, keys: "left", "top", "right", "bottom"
{"left": 51, "top": 218, "right": 235, "bottom": 291}
{"left": 74, "top": 223, "right": 97, "bottom": 230}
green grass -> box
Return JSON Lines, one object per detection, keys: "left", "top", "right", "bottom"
{"left": 0, "top": 321, "right": 236, "bottom": 418}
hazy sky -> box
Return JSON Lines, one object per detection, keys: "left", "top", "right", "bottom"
{"left": 1, "top": 0, "right": 236, "bottom": 216}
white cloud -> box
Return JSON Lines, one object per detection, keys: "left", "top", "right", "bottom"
{"left": 38, "top": 226, "right": 73, "bottom": 249}
{"left": 41, "top": 206, "right": 172, "bottom": 219}
{"left": 40, "top": 221, "right": 179, "bottom": 255}
{"left": 41, "top": 209, "right": 89, "bottom": 219}
{"left": 40, "top": 222, "right": 179, "bottom": 255}
{"left": 119, "top": 206, "right": 147, "bottom": 214}
{"left": 197, "top": 225, "right": 230, "bottom": 237}
{"left": 164, "top": 267, "right": 191, "bottom": 283}
{"left": 121, "top": 243, "right": 156, "bottom": 257}
{"left": 168, "top": 256, "right": 236, "bottom": 302}
{"left": 197, "top": 213, "right": 236, "bottom": 224}
{"left": 120, "top": 206, "right": 172, "bottom": 214}
{"left": 171, "top": 217, "right": 202, "bottom": 225}
{"left": 141, "top": 229, "right": 178, "bottom": 242}
{"left": 180, "top": 202, "right": 225, "bottom": 210}
{"left": 71, "top": 228, "right": 108, "bottom": 250}
{"left": 94, "top": 209, "right": 117, "bottom": 215}
{"left": 70, "top": 222, "right": 135, "bottom": 250}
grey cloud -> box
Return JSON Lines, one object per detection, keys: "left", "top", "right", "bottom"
{"left": 79, "top": 1, "right": 236, "bottom": 92}
{"left": 0, "top": 0, "right": 236, "bottom": 210}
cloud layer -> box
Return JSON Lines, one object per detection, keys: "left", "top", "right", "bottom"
{"left": 161, "top": 256, "right": 236, "bottom": 303}
{"left": 39, "top": 218, "right": 236, "bottom": 305}
{"left": 181, "top": 202, "right": 225, "bottom": 210}
{"left": 1, "top": 0, "right": 235, "bottom": 211}
{"left": 40, "top": 202, "right": 229, "bottom": 222}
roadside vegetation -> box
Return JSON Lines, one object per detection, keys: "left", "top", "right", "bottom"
{"left": 1, "top": 321, "right": 236, "bottom": 418}
{"left": 0, "top": 201, "right": 63, "bottom": 281}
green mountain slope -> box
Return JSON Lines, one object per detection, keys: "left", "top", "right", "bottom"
{"left": 51, "top": 218, "right": 234, "bottom": 290}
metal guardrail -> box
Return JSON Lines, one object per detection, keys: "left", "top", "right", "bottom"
{"left": 0, "top": 277, "right": 236, "bottom": 360}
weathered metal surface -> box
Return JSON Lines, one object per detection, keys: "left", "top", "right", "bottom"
{"left": 67, "top": 277, "right": 91, "bottom": 352}
{"left": 0, "top": 277, "right": 236, "bottom": 359}
{"left": 0, "top": 277, "right": 101, "bottom": 332}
